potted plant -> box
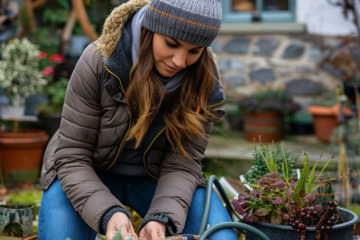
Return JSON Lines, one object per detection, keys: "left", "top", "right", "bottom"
{"left": 233, "top": 144, "right": 359, "bottom": 240}
{"left": 240, "top": 144, "right": 300, "bottom": 191}
{"left": 239, "top": 89, "right": 300, "bottom": 143}
{"left": 288, "top": 112, "right": 314, "bottom": 135}
{"left": 0, "top": 38, "right": 49, "bottom": 183}
{"left": 308, "top": 93, "right": 351, "bottom": 142}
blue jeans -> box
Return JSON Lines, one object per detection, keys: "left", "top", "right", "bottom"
{"left": 38, "top": 172, "right": 237, "bottom": 240}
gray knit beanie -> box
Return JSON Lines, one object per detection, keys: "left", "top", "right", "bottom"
{"left": 142, "top": 0, "right": 222, "bottom": 47}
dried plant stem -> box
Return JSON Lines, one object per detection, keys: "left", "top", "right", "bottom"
{"left": 315, "top": 201, "right": 338, "bottom": 240}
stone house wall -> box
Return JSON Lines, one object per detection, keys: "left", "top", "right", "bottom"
{"left": 211, "top": 34, "right": 341, "bottom": 111}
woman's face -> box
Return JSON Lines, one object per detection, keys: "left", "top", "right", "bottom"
{"left": 152, "top": 33, "right": 205, "bottom": 77}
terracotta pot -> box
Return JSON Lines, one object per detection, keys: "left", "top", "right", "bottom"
{"left": 243, "top": 111, "right": 283, "bottom": 143}
{"left": 308, "top": 103, "right": 352, "bottom": 142}
{"left": 0, "top": 129, "right": 49, "bottom": 182}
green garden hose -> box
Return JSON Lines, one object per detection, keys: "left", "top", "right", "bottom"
{"left": 198, "top": 175, "right": 270, "bottom": 240}
{"left": 198, "top": 222, "right": 271, "bottom": 240}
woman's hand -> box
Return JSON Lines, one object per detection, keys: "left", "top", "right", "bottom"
{"left": 139, "top": 221, "right": 166, "bottom": 240}
{"left": 106, "top": 212, "right": 138, "bottom": 240}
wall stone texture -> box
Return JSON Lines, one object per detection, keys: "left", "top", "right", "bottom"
{"left": 212, "top": 34, "right": 340, "bottom": 111}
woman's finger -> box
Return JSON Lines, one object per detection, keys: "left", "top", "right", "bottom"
{"left": 121, "top": 225, "right": 130, "bottom": 240}
{"left": 151, "top": 229, "right": 166, "bottom": 240}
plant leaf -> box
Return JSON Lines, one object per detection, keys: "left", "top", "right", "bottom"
{"left": 273, "top": 210, "right": 286, "bottom": 216}
{"left": 281, "top": 142, "right": 288, "bottom": 179}
{"left": 306, "top": 153, "right": 322, "bottom": 195}
{"left": 295, "top": 153, "right": 310, "bottom": 194}
{"left": 255, "top": 208, "right": 271, "bottom": 216}
{"left": 271, "top": 214, "right": 282, "bottom": 225}
{"left": 313, "top": 156, "right": 334, "bottom": 184}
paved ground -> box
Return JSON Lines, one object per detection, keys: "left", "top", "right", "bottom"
{"left": 204, "top": 127, "right": 337, "bottom": 178}
{"left": 206, "top": 131, "right": 333, "bottom": 163}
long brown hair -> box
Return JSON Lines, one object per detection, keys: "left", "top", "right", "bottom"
{"left": 126, "top": 28, "right": 217, "bottom": 157}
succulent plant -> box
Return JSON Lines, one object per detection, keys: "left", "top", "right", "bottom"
{"left": 233, "top": 143, "right": 357, "bottom": 240}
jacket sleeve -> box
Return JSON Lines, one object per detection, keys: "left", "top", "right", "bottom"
{"left": 142, "top": 103, "right": 226, "bottom": 235}
{"left": 53, "top": 42, "right": 129, "bottom": 232}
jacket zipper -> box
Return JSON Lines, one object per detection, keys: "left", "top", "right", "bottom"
{"left": 103, "top": 66, "right": 130, "bottom": 171}
{"left": 103, "top": 124, "right": 131, "bottom": 171}
{"left": 142, "top": 127, "right": 167, "bottom": 180}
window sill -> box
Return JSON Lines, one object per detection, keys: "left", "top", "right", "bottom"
{"left": 219, "top": 22, "right": 306, "bottom": 34}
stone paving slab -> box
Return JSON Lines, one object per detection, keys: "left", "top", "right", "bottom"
{"left": 206, "top": 133, "right": 335, "bottom": 167}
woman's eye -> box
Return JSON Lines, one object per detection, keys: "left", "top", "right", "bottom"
{"left": 165, "top": 41, "right": 177, "bottom": 48}
{"left": 189, "top": 50, "right": 199, "bottom": 55}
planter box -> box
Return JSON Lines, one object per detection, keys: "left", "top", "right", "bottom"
{"left": 245, "top": 207, "right": 358, "bottom": 240}
{"left": 243, "top": 111, "right": 283, "bottom": 143}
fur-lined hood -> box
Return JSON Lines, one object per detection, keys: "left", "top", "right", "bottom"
{"left": 97, "top": 0, "right": 149, "bottom": 61}
{"left": 97, "top": 0, "right": 218, "bottom": 66}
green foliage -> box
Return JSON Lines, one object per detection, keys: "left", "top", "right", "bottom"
{"left": 37, "top": 78, "right": 69, "bottom": 113}
{"left": 239, "top": 89, "right": 300, "bottom": 115}
{"left": 0, "top": 38, "right": 47, "bottom": 102}
{"left": 8, "top": 190, "right": 43, "bottom": 206}
{"left": 310, "top": 92, "right": 340, "bottom": 107}
{"left": 66, "top": 230, "right": 135, "bottom": 240}
{"left": 42, "top": 8, "right": 69, "bottom": 25}
{"left": 29, "top": 28, "right": 60, "bottom": 56}
{"left": 2, "top": 222, "right": 23, "bottom": 237}
{"left": 98, "top": 230, "right": 135, "bottom": 240}
{"left": 244, "top": 144, "right": 299, "bottom": 185}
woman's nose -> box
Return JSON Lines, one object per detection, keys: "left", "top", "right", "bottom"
{"left": 172, "top": 51, "right": 187, "bottom": 68}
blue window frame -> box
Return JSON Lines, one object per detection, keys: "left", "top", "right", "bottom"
{"left": 222, "top": 0, "right": 296, "bottom": 23}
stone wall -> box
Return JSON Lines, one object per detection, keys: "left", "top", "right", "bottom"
{"left": 211, "top": 34, "right": 340, "bottom": 111}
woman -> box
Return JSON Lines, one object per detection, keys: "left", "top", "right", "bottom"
{"left": 38, "top": 0, "right": 236, "bottom": 240}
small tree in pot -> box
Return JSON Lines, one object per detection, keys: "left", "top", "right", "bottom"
{"left": 239, "top": 90, "right": 300, "bottom": 143}
{"left": 0, "top": 38, "right": 49, "bottom": 183}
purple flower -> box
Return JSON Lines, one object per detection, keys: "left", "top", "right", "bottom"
{"left": 271, "top": 197, "right": 284, "bottom": 205}
{"left": 238, "top": 193, "right": 250, "bottom": 202}
{"left": 246, "top": 214, "right": 254, "bottom": 222}
{"left": 304, "top": 194, "right": 316, "bottom": 202}
{"left": 316, "top": 175, "right": 323, "bottom": 183}
{"left": 290, "top": 179, "right": 297, "bottom": 189}
{"left": 231, "top": 199, "right": 245, "bottom": 215}
{"left": 283, "top": 214, "right": 290, "bottom": 220}
{"left": 271, "top": 180, "right": 287, "bottom": 188}
{"left": 252, "top": 190, "right": 260, "bottom": 197}
{"left": 286, "top": 189, "right": 293, "bottom": 197}
{"left": 314, "top": 205, "right": 323, "bottom": 213}
{"left": 258, "top": 177, "right": 269, "bottom": 187}
{"left": 267, "top": 172, "right": 279, "bottom": 179}
{"left": 264, "top": 187, "right": 271, "bottom": 193}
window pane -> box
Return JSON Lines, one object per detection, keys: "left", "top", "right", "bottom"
{"left": 232, "top": 0, "right": 257, "bottom": 12}
{"left": 262, "top": 0, "right": 289, "bottom": 11}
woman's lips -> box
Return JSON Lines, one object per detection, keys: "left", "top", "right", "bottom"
{"left": 162, "top": 61, "right": 179, "bottom": 72}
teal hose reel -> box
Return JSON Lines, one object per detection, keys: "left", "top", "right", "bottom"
{"left": 198, "top": 175, "right": 270, "bottom": 240}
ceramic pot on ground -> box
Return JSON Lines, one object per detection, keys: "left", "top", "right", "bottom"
{"left": 308, "top": 103, "right": 352, "bottom": 142}
{"left": 0, "top": 129, "right": 49, "bottom": 183}
{"left": 245, "top": 208, "right": 358, "bottom": 240}
{"left": 243, "top": 111, "right": 283, "bottom": 143}
{"left": 0, "top": 204, "right": 34, "bottom": 238}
